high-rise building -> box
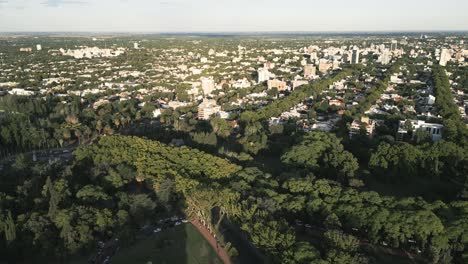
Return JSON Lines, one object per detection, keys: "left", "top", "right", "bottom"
{"left": 351, "top": 49, "right": 360, "bottom": 64}
{"left": 309, "top": 52, "right": 318, "bottom": 62}
{"left": 257, "top": 68, "right": 271, "bottom": 84}
{"left": 379, "top": 49, "right": 391, "bottom": 65}
{"left": 304, "top": 64, "right": 316, "bottom": 78}
{"left": 36, "top": 44, "right": 42, "bottom": 51}
{"left": 134, "top": 42, "right": 139, "bottom": 49}
{"left": 198, "top": 98, "right": 221, "bottom": 120}
{"left": 439, "top": 49, "right": 451, "bottom": 66}
{"left": 318, "top": 59, "right": 333, "bottom": 74}
{"left": 201, "top": 77, "right": 215, "bottom": 95}
{"left": 390, "top": 40, "right": 398, "bottom": 51}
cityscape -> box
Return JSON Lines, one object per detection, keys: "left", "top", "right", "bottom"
{"left": 0, "top": 1, "right": 467, "bottom": 264}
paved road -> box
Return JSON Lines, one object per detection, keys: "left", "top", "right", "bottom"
{"left": 0, "top": 146, "right": 76, "bottom": 163}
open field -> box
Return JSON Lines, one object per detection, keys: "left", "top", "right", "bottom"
{"left": 111, "top": 224, "right": 223, "bottom": 264}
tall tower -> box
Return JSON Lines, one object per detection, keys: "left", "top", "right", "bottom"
{"left": 351, "top": 49, "right": 360, "bottom": 64}
{"left": 439, "top": 49, "right": 451, "bottom": 66}
{"left": 390, "top": 40, "right": 398, "bottom": 51}
{"left": 380, "top": 49, "right": 391, "bottom": 65}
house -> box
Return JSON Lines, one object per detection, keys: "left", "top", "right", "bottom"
{"left": 397, "top": 120, "right": 443, "bottom": 141}
{"left": 349, "top": 116, "right": 376, "bottom": 138}
{"left": 329, "top": 99, "right": 345, "bottom": 107}
{"left": 267, "top": 79, "right": 288, "bottom": 91}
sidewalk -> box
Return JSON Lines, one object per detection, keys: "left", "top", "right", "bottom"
{"left": 190, "top": 219, "right": 232, "bottom": 264}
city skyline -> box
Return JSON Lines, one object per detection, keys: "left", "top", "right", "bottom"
{"left": 0, "top": 0, "right": 468, "bottom": 32}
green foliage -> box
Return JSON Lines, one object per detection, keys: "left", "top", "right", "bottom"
{"left": 75, "top": 135, "right": 242, "bottom": 185}
{"left": 240, "top": 67, "right": 357, "bottom": 123}
{"left": 282, "top": 132, "right": 359, "bottom": 183}
{"left": 76, "top": 185, "right": 110, "bottom": 203}
{"left": 324, "top": 230, "right": 360, "bottom": 253}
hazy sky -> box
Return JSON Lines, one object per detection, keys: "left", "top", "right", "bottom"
{"left": 0, "top": 0, "right": 467, "bottom": 32}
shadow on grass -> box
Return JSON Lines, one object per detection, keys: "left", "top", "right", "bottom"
{"left": 111, "top": 224, "right": 222, "bottom": 264}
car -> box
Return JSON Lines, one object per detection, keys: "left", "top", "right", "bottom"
{"left": 153, "top": 228, "right": 162, "bottom": 233}
{"left": 175, "top": 221, "right": 181, "bottom": 226}
{"left": 182, "top": 219, "right": 189, "bottom": 223}
{"left": 304, "top": 224, "right": 311, "bottom": 228}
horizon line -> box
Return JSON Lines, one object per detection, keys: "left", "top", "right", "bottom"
{"left": 0, "top": 30, "right": 468, "bottom": 34}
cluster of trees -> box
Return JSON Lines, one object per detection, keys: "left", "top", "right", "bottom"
{"left": 281, "top": 132, "right": 360, "bottom": 186}
{"left": 346, "top": 59, "right": 405, "bottom": 117}
{"left": 0, "top": 94, "right": 144, "bottom": 157}
{"left": 369, "top": 140, "right": 468, "bottom": 198}
{"left": 240, "top": 67, "right": 357, "bottom": 124}
{"left": 431, "top": 65, "right": 468, "bottom": 146}
{"left": 1, "top": 130, "right": 467, "bottom": 263}
{"left": 0, "top": 135, "right": 241, "bottom": 262}
{"left": 233, "top": 67, "right": 360, "bottom": 155}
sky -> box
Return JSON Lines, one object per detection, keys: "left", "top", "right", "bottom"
{"left": 0, "top": 0, "right": 467, "bottom": 32}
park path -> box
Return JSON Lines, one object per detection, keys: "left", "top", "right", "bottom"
{"left": 190, "top": 219, "right": 232, "bottom": 264}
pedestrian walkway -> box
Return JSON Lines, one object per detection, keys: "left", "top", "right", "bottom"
{"left": 190, "top": 219, "right": 232, "bottom": 264}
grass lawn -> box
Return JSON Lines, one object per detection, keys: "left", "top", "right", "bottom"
{"left": 111, "top": 223, "right": 223, "bottom": 264}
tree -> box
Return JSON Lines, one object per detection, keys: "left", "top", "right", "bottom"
{"left": 324, "top": 230, "right": 360, "bottom": 253}
{"left": 128, "top": 194, "right": 156, "bottom": 225}
{"left": 76, "top": 185, "right": 110, "bottom": 203}
{"left": 282, "top": 132, "right": 359, "bottom": 183}
{"left": 2, "top": 211, "right": 16, "bottom": 243}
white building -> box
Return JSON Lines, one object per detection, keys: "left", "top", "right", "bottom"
{"left": 397, "top": 120, "right": 443, "bottom": 141}
{"left": 426, "top": 95, "right": 436, "bottom": 105}
{"left": 201, "top": 77, "right": 215, "bottom": 95}
{"left": 379, "top": 49, "right": 391, "bottom": 65}
{"left": 233, "top": 78, "right": 251, "bottom": 89}
{"left": 134, "top": 42, "right": 139, "bottom": 49}
{"left": 439, "top": 49, "right": 451, "bottom": 66}
{"left": 217, "top": 111, "right": 230, "bottom": 119}
{"left": 198, "top": 98, "right": 221, "bottom": 120}
{"left": 153, "top": 109, "right": 162, "bottom": 118}
{"left": 36, "top": 44, "right": 42, "bottom": 51}
{"left": 8, "top": 88, "right": 35, "bottom": 96}
{"left": 257, "top": 68, "right": 271, "bottom": 84}
{"left": 351, "top": 49, "right": 360, "bottom": 64}
{"left": 390, "top": 40, "right": 398, "bottom": 51}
